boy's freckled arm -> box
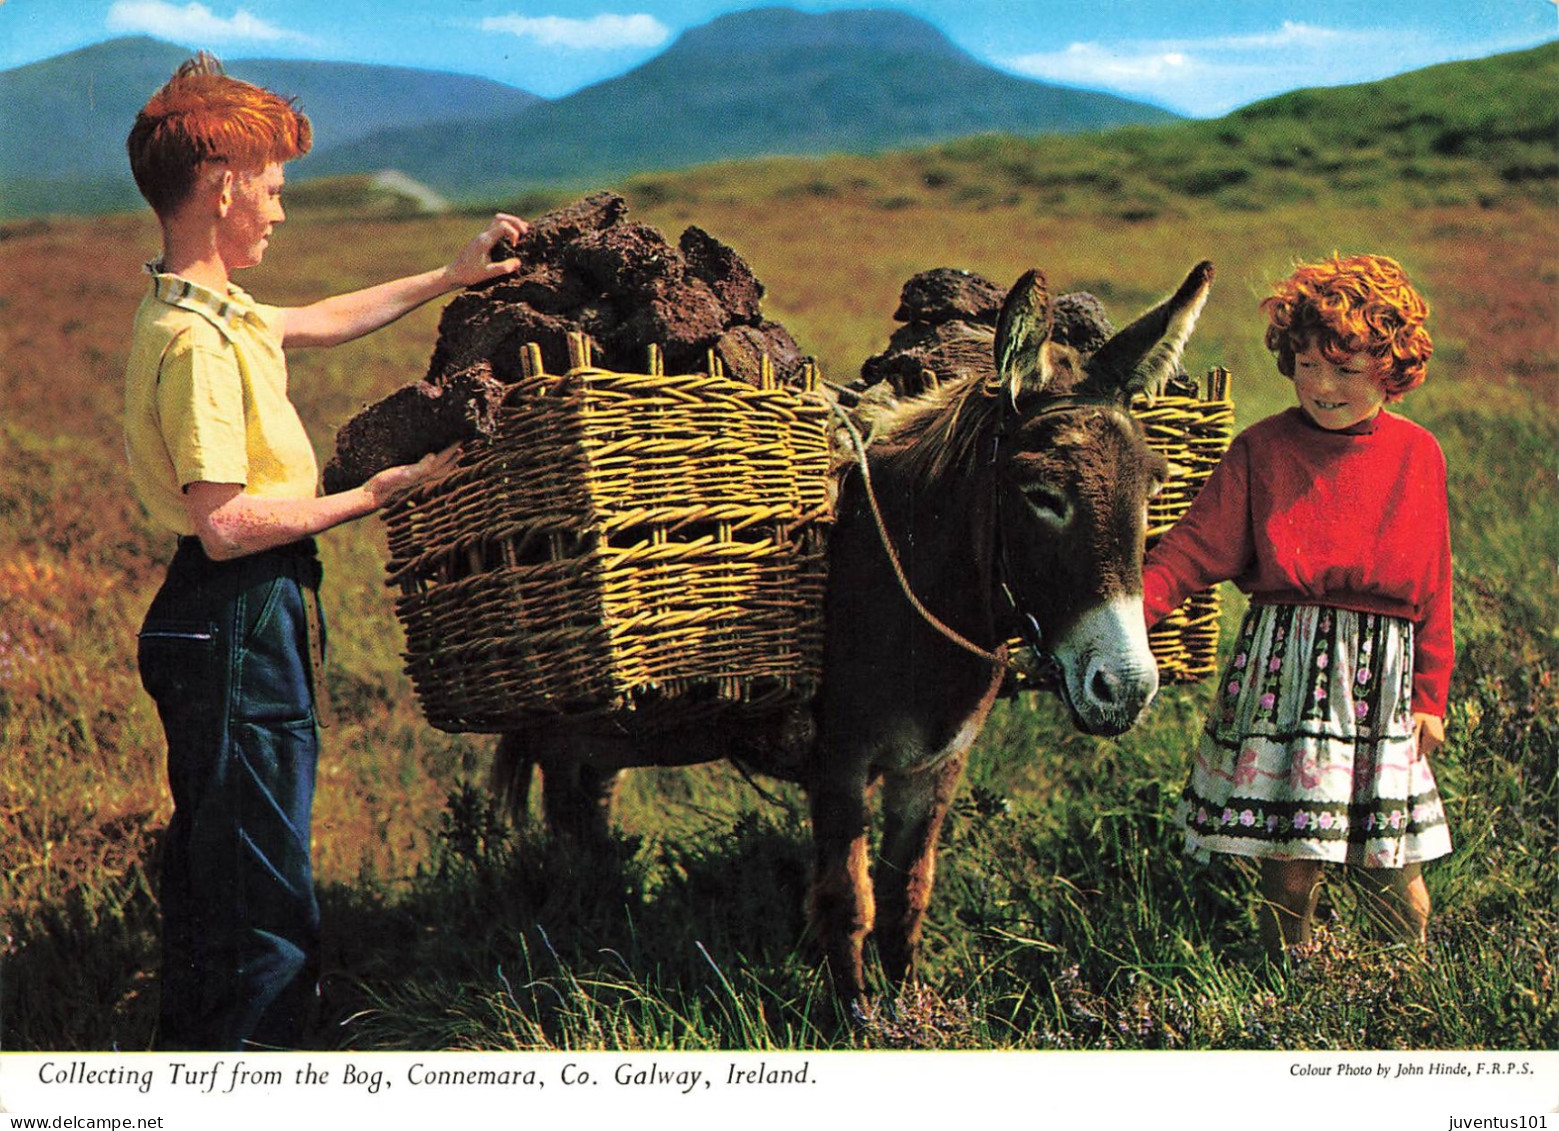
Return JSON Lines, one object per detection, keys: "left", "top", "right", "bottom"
{"left": 182, "top": 446, "right": 461, "bottom": 561}
{"left": 279, "top": 213, "right": 528, "bottom": 349}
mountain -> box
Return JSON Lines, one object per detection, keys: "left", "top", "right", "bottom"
{"left": 0, "top": 37, "right": 544, "bottom": 218}
{"left": 0, "top": 10, "right": 1176, "bottom": 219}
{"left": 14, "top": 12, "right": 1545, "bottom": 225}
{"left": 304, "top": 7, "right": 1180, "bottom": 200}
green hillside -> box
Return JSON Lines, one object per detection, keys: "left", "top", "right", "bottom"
{"left": 838, "top": 40, "right": 1559, "bottom": 220}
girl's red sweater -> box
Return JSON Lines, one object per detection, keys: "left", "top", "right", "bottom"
{"left": 1143, "top": 407, "right": 1454, "bottom": 716}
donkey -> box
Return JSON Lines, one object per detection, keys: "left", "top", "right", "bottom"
{"left": 805, "top": 261, "right": 1211, "bottom": 1006}
{"left": 494, "top": 261, "right": 1215, "bottom": 1010}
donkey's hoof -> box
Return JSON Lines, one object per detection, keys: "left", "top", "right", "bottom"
{"left": 846, "top": 996, "right": 874, "bottom": 1028}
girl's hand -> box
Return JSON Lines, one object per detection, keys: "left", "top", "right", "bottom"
{"left": 444, "top": 213, "right": 529, "bottom": 288}
{"left": 1412, "top": 712, "right": 1445, "bottom": 759}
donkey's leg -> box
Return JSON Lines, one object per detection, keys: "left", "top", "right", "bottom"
{"left": 875, "top": 749, "right": 967, "bottom": 987}
{"left": 512, "top": 730, "right": 620, "bottom": 846}
{"left": 807, "top": 765, "right": 876, "bottom": 1008}
{"left": 539, "top": 755, "right": 621, "bottom": 846}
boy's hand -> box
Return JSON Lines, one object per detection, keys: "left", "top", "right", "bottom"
{"left": 1412, "top": 712, "right": 1445, "bottom": 759}
{"left": 444, "top": 212, "right": 529, "bottom": 288}
{"left": 363, "top": 444, "right": 463, "bottom": 509}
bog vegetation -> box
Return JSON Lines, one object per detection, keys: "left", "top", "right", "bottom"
{"left": 1, "top": 54, "right": 1555, "bottom": 1049}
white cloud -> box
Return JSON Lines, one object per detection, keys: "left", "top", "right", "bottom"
{"left": 479, "top": 13, "right": 670, "bottom": 52}
{"left": 1030, "top": 42, "right": 1194, "bottom": 85}
{"left": 106, "top": 1, "right": 309, "bottom": 44}
{"left": 1000, "top": 23, "right": 1431, "bottom": 116}
{"left": 1184, "top": 21, "right": 1350, "bottom": 53}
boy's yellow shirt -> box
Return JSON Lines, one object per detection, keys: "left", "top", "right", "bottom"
{"left": 124, "top": 267, "right": 320, "bottom": 535}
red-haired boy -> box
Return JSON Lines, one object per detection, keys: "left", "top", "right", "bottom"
{"left": 124, "top": 54, "right": 527, "bottom": 1049}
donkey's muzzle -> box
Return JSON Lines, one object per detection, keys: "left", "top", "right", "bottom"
{"left": 1056, "top": 597, "right": 1160, "bottom": 737}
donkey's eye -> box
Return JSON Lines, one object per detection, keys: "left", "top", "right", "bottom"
{"left": 1022, "top": 484, "right": 1072, "bottom": 525}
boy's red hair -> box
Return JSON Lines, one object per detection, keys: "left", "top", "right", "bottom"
{"left": 1261, "top": 253, "right": 1433, "bottom": 400}
{"left": 127, "top": 53, "right": 312, "bottom": 219}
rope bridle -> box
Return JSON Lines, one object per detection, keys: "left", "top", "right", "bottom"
{"left": 826, "top": 391, "right": 1128, "bottom": 675}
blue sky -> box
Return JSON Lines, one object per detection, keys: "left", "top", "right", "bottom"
{"left": 1, "top": 0, "right": 1554, "bottom": 116}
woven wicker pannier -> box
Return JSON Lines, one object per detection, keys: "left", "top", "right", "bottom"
{"left": 1139, "top": 367, "right": 1235, "bottom": 682}
{"left": 386, "top": 346, "right": 1231, "bottom": 732}
{"left": 383, "top": 335, "right": 833, "bottom": 733}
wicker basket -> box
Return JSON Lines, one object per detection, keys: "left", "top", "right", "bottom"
{"left": 387, "top": 347, "right": 1231, "bottom": 731}
{"left": 1139, "top": 367, "right": 1235, "bottom": 682}
{"left": 1004, "top": 367, "right": 1235, "bottom": 691}
{"left": 384, "top": 336, "right": 833, "bottom": 733}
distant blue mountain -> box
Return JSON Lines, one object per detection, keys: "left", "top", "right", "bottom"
{"left": 0, "top": 36, "right": 543, "bottom": 218}
{"left": 304, "top": 6, "right": 1180, "bottom": 201}
{"left": 0, "top": 9, "right": 1180, "bottom": 219}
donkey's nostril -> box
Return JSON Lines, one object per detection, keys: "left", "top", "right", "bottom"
{"left": 1089, "top": 664, "right": 1120, "bottom": 704}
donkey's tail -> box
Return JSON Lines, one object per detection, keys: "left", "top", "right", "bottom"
{"left": 491, "top": 733, "right": 537, "bottom": 823}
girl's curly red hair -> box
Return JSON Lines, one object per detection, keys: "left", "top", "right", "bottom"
{"left": 127, "top": 53, "right": 312, "bottom": 219}
{"left": 1261, "top": 253, "right": 1433, "bottom": 400}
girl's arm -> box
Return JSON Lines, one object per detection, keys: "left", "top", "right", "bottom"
{"left": 280, "top": 213, "right": 527, "bottom": 349}
{"left": 1413, "top": 713, "right": 1445, "bottom": 758}
{"left": 1142, "top": 433, "right": 1255, "bottom": 626}
{"left": 1410, "top": 432, "right": 1455, "bottom": 725}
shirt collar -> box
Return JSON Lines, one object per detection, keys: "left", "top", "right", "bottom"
{"left": 144, "top": 261, "right": 263, "bottom": 344}
{"left": 1289, "top": 405, "right": 1384, "bottom": 437}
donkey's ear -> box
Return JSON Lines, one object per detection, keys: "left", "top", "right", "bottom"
{"left": 1083, "top": 261, "right": 1214, "bottom": 400}
{"left": 994, "top": 268, "right": 1055, "bottom": 406}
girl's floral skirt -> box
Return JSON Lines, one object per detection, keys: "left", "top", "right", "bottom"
{"left": 1178, "top": 603, "right": 1452, "bottom": 869}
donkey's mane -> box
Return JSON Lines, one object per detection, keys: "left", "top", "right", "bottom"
{"left": 867, "top": 356, "right": 1108, "bottom": 486}
{"left": 867, "top": 374, "right": 1010, "bottom": 487}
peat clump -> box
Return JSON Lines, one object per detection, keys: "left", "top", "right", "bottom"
{"left": 321, "top": 365, "right": 506, "bottom": 494}
{"left": 858, "top": 267, "right": 1120, "bottom": 398}
{"left": 426, "top": 191, "right": 803, "bottom": 385}
{"left": 323, "top": 192, "right": 806, "bottom": 491}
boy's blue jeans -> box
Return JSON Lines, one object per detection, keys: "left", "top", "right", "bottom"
{"left": 138, "top": 536, "right": 326, "bottom": 1051}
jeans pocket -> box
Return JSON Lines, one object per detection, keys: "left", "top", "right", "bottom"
{"left": 138, "top": 620, "right": 220, "bottom": 707}
{"left": 234, "top": 577, "right": 315, "bottom": 725}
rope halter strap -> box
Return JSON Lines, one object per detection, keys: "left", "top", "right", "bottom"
{"left": 827, "top": 390, "right": 1129, "bottom": 673}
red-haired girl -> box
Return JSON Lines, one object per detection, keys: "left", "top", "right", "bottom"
{"left": 1143, "top": 253, "right": 1453, "bottom": 958}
